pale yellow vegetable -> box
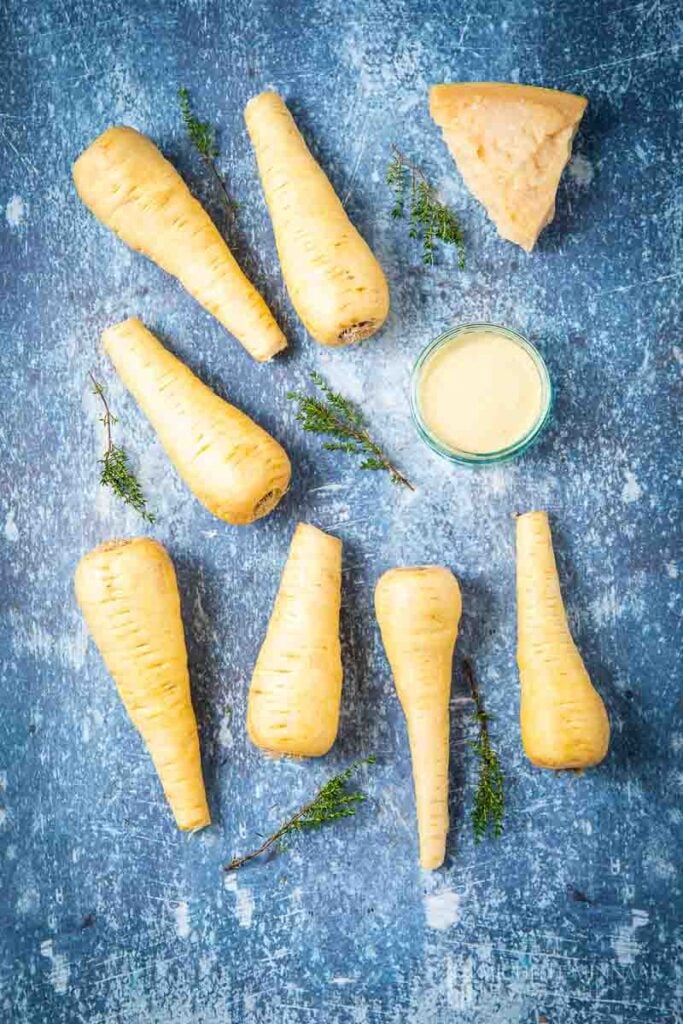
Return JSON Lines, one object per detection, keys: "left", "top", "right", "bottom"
{"left": 244, "top": 91, "right": 389, "bottom": 347}
{"left": 247, "top": 523, "right": 342, "bottom": 757}
{"left": 375, "top": 566, "right": 462, "bottom": 869}
{"left": 73, "top": 126, "right": 286, "bottom": 362}
{"left": 75, "top": 538, "right": 209, "bottom": 830}
{"left": 102, "top": 318, "right": 290, "bottom": 525}
{"left": 517, "top": 511, "right": 610, "bottom": 769}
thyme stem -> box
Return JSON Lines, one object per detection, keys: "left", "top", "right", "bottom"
{"left": 287, "top": 372, "right": 414, "bottom": 491}
{"left": 225, "top": 757, "right": 375, "bottom": 873}
{"left": 464, "top": 658, "right": 505, "bottom": 842}
{"left": 89, "top": 371, "right": 113, "bottom": 452}
{"left": 178, "top": 87, "right": 237, "bottom": 218}
{"left": 90, "top": 374, "right": 155, "bottom": 523}
{"left": 387, "top": 145, "right": 465, "bottom": 268}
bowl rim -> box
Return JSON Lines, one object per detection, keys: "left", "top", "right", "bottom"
{"left": 410, "top": 321, "right": 553, "bottom": 466}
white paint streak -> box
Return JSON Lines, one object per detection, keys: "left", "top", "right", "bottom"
{"left": 173, "top": 900, "right": 191, "bottom": 939}
{"left": 5, "top": 194, "right": 26, "bottom": 227}
{"left": 224, "top": 873, "right": 254, "bottom": 928}
{"left": 4, "top": 509, "right": 19, "bottom": 543}
{"left": 308, "top": 483, "right": 345, "bottom": 495}
{"left": 424, "top": 889, "right": 461, "bottom": 930}
{"left": 40, "top": 939, "right": 70, "bottom": 994}
{"left": 235, "top": 887, "right": 254, "bottom": 928}
{"left": 218, "top": 715, "right": 233, "bottom": 750}
{"left": 445, "top": 954, "right": 474, "bottom": 1009}
{"left": 7, "top": 611, "right": 88, "bottom": 670}
{"left": 612, "top": 908, "right": 649, "bottom": 965}
{"left": 621, "top": 470, "right": 643, "bottom": 504}
{"left": 16, "top": 887, "right": 39, "bottom": 915}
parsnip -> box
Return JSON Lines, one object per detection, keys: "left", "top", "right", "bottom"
{"left": 102, "top": 318, "right": 290, "bottom": 525}
{"left": 75, "top": 538, "right": 209, "bottom": 830}
{"left": 375, "top": 566, "right": 462, "bottom": 869}
{"left": 517, "top": 511, "right": 610, "bottom": 769}
{"left": 245, "top": 91, "right": 389, "bottom": 347}
{"left": 248, "top": 523, "right": 342, "bottom": 757}
{"left": 73, "top": 126, "right": 286, "bottom": 362}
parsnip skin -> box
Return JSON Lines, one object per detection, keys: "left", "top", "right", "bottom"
{"left": 245, "top": 92, "right": 390, "bottom": 347}
{"left": 248, "top": 523, "right": 343, "bottom": 757}
{"left": 516, "top": 511, "right": 610, "bottom": 769}
{"left": 75, "top": 538, "right": 210, "bottom": 830}
{"left": 102, "top": 318, "right": 291, "bottom": 526}
{"left": 73, "top": 126, "right": 286, "bottom": 362}
{"left": 375, "top": 566, "right": 462, "bottom": 870}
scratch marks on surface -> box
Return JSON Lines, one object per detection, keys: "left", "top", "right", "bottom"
{"left": 563, "top": 43, "right": 681, "bottom": 77}
{"left": 595, "top": 272, "right": 681, "bottom": 298}
{"left": 56, "top": 0, "right": 91, "bottom": 77}
{"left": 0, "top": 125, "right": 39, "bottom": 178}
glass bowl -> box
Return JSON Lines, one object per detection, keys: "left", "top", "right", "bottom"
{"left": 410, "top": 322, "right": 552, "bottom": 466}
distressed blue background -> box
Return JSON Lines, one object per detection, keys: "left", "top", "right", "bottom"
{"left": 0, "top": 0, "right": 681, "bottom": 1021}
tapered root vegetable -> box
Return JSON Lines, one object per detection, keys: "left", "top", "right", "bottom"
{"left": 102, "top": 318, "right": 291, "bottom": 525}
{"left": 73, "top": 126, "right": 286, "bottom": 362}
{"left": 517, "top": 511, "right": 610, "bottom": 769}
{"left": 248, "top": 523, "right": 342, "bottom": 757}
{"left": 375, "top": 566, "right": 462, "bottom": 870}
{"left": 75, "top": 538, "right": 209, "bottom": 830}
{"left": 244, "top": 91, "right": 389, "bottom": 347}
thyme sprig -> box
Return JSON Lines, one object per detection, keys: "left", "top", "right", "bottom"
{"left": 178, "top": 87, "right": 237, "bottom": 216}
{"left": 464, "top": 659, "right": 504, "bottom": 842}
{"left": 90, "top": 373, "right": 155, "bottom": 523}
{"left": 387, "top": 145, "right": 465, "bottom": 268}
{"left": 287, "top": 372, "right": 414, "bottom": 490}
{"left": 225, "top": 756, "right": 376, "bottom": 872}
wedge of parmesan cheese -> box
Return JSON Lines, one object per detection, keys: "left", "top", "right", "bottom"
{"left": 429, "top": 82, "right": 587, "bottom": 251}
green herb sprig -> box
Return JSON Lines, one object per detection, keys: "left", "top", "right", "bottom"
{"left": 287, "top": 372, "right": 414, "bottom": 490}
{"left": 225, "top": 756, "right": 376, "bottom": 872}
{"left": 178, "top": 87, "right": 237, "bottom": 216}
{"left": 387, "top": 145, "right": 465, "bottom": 268}
{"left": 464, "top": 659, "right": 504, "bottom": 842}
{"left": 90, "top": 373, "right": 155, "bottom": 524}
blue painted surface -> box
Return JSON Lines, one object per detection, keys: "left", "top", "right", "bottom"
{"left": 1, "top": 0, "right": 681, "bottom": 1021}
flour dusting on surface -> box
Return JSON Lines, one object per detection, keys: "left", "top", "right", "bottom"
{"left": 424, "top": 889, "right": 461, "bottom": 930}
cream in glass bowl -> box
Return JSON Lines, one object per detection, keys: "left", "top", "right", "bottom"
{"left": 411, "top": 322, "right": 552, "bottom": 466}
